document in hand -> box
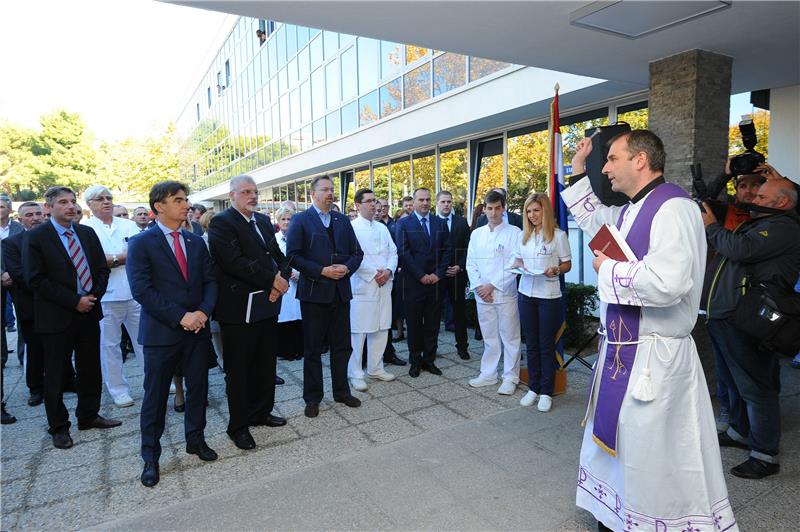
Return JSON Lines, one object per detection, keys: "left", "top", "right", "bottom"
{"left": 588, "top": 224, "right": 637, "bottom": 262}
{"left": 245, "top": 290, "right": 271, "bottom": 324}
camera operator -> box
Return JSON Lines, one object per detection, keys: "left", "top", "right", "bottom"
{"left": 704, "top": 159, "right": 765, "bottom": 229}
{"left": 702, "top": 173, "right": 800, "bottom": 480}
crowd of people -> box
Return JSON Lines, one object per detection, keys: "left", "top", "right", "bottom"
{"left": 1, "top": 128, "right": 798, "bottom": 531}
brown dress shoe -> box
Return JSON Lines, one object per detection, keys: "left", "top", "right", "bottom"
{"left": 52, "top": 430, "right": 74, "bottom": 449}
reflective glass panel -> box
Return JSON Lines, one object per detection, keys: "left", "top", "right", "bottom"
{"left": 474, "top": 144, "right": 504, "bottom": 208}
{"left": 433, "top": 53, "right": 467, "bottom": 96}
{"left": 359, "top": 90, "right": 378, "bottom": 126}
{"left": 271, "top": 104, "right": 280, "bottom": 141}
{"left": 279, "top": 93, "right": 290, "bottom": 135}
{"left": 325, "top": 59, "right": 340, "bottom": 109}
{"left": 404, "top": 62, "right": 431, "bottom": 108}
{"left": 312, "top": 118, "right": 326, "bottom": 145}
{"left": 390, "top": 158, "right": 412, "bottom": 210}
{"left": 300, "top": 80, "right": 311, "bottom": 124}
{"left": 373, "top": 163, "right": 389, "bottom": 203}
{"left": 617, "top": 106, "right": 649, "bottom": 129}
{"left": 413, "top": 151, "right": 436, "bottom": 193}
{"left": 298, "top": 46, "right": 310, "bottom": 80}
{"left": 341, "top": 46, "right": 357, "bottom": 101}
{"left": 285, "top": 24, "right": 297, "bottom": 58}
{"left": 310, "top": 34, "right": 324, "bottom": 70}
{"left": 379, "top": 78, "right": 402, "bottom": 118}
{"left": 276, "top": 26, "right": 286, "bottom": 66}
{"left": 287, "top": 57, "right": 298, "bottom": 90}
{"left": 341, "top": 100, "right": 358, "bottom": 134}
{"left": 381, "top": 41, "right": 403, "bottom": 79}
{"left": 357, "top": 37, "right": 379, "bottom": 95}
{"left": 323, "top": 31, "right": 339, "bottom": 59}
{"left": 301, "top": 125, "right": 312, "bottom": 150}
{"left": 311, "top": 67, "right": 325, "bottom": 119}
{"left": 507, "top": 129, "right": 549, "bottom": 212}
{"left": 326, "top": 110, "right": 341, "bottom": 139}
{"left": 439, "top": 144, "right": 468, "bottom": 216}
{"left": 289, "top": 88, "right": 300, "bottom": 129}
{"left": 297, "top": 26, "right": 310, "bottom": 48}
{"left": 469, "top": 57, "right": 511, "bottom": 82}
{"left": 406, "top": 45, "right": 429, "bottom": 64}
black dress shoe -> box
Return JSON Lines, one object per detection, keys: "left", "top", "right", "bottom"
{"left": 718, "top": 431, "right": 750, "bottom": 450}
{"left": 141, "top": 461, "right": 160, "bottom": 487}
{"left": 52, "top": 430, "right": 73, "bottom": 449}
{"left": 384, "top": 354, "right": 407, "bottom": 366}
{"left": 305, "top": 404, "right": 319, "bottom": 418}
{"left": 275, "top": 375, "right": 285, "bottom": 385}
{"left": 474, "top": 329, "right": 483, "bottom": 341}
{"left": 458, "top": 350, "right": 471, "bottom": 360}
{"left": 252, "top": 414, "right": 286, "bottom": 427}
{"left": 28, "top": 393, "right": 44, "bottom": 406}
{"left": 421, "top": 361, "right": 442, "bottom": 376}
{"left": 335, "top": 395, "right": 361, "bottom": 408}
{"left": 186, "top": 441, "right": 218, "bottom": 461}
{"left": 2, "top": 404, "right": 17, "bottom": 425}
{"left": 78, "top": 415, "right": 122, "bottom": 430}
{"left": 731, "top": 457, "right": 780, "bottom": 479}
{"left": 174, "top": 401, "right": 185, "bottom": 413}
{"left": 409, "top": 365, "right": 421, "bottom": 378}
{"left": 228, "top": 428, "right": 256, "bottom": 450}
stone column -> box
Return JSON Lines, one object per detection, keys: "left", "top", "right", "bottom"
{"left": 649, "top": 49, "right": 732, "bottom": 191}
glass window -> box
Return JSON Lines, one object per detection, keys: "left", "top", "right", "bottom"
{"left": 323, "top": 31, "right": 339, "bottom": 59}
{"left": 311, "top": 67, "right": 325, "bottom": 120}
{"left": 406, "top": 45, "right": 429, "bottom": 64}
{"left": 326, "top": 110, "right": 341, "bottom": 139}
{"left": 617, "top": 104, "right": 649, "bottom": 129}
{"left": 390, "top": 157, "right": 412, "bottom": 210}
{"left": 268, "top": 39, "right": 278, "bottom": 76}
{"left": 404, "top": 62, "right": 431, "bottom": 108}
{"left": 285, "top": 24, "right": 297, "bottom": 58}
{"left": 301, "top": 125, "right": 312, "bottom": 150}
{"left": 279, "top": 93, "right": 290, "bottom": 135}
{"left": 469, "top": 57, "right": 510, "bottom": 82}
{"left": 278, "top": 66, "right": 288, "bottom": 95}
{"left": 413, "top": 150, "right": 436, "bottom": 193}
{"left": 289, "top": 88, "right": 300, "bottom": 129}
{"left": 353, "top": 168, "right": 371, "bottom": 210}
{"left": 263, "top": 110, "right": 273, "bottom": 141}
{"left": 276, "top": 25, "right": 287, "bottom": 67}
{"left": 297, "top": 26, "right": 310, "bottom": 48}
{"left": 341, "top": 46, "right": 357, "bottom": 101}
{"left": 433, "top": 53, "right": 467, "bottom": 96}
{"left": 439, "top": 144, "right": 468, "bottom": 216}
{"left": 379, "top": 78, "right": 402, "bottom": 118}
{"left": 325, "top": 59, "right": 340, "bottom": 109}
{"left": 298, "top": 46, "right": 310, "bottom": 80}
{"left": 381, "top": 41, "right": 403, "bottom": 79}
{"left": 507, "top": 128, "right": 549, "bottom": 212}
{"left": 310, "top": 34, "right": 324, "bottom": 70}
{"left": 359, "top": 90, "right": 378, "bottom": 126}
{"left": 341, "top": 100, "right": 358, "bottom": 134}
{"left": 474, "top": 138, "right": 504, "bottom": 208}
{"left": 373, "top": 164, "right": 389, "bottom": 203}
{"left": 309, "top": 27, "right": 321, "bottom": 39}
{"left": 287, "top": 181, "right": 297, "bottom": 201}
{"left": 287, "top": 57, "right": 298, "bottom": 90}
{"left": 271, "top": 104, "right": 280, "bottom": 141}
{"left": 300, "top": 80, "right": 311, "bottom": 124}
{"left": 258, "top": 55, "right": 268, "bottom": 88}
{"left": 289, "top": 132, "right": 301, "bottom": 154}
{"left": 357, "top": 37, "right": 379, "bottom": 95}
{"left": 312, "top": 118, "right": 326, "bottom": 146}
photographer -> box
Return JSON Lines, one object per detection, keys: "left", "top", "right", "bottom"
{"left": 702, "top": 174, "right": 800, "bottom": 480}
{"left": 704, "top": 158, "right": 765, "bottom": 229}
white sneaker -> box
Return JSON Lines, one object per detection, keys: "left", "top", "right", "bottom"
{"left": 537, "top": 395, "right": 552, "bottom": 412}
{"left": 113, "top": 393, "right": 134, "bottom": 408}
{"left": 497, "top": 379, "right": 517, "bottom": 395}
{"left": 368, "top": 370, "right": 396, "bottom": 382}
{"left": 169, "top": 382, "right": 176, "bottom": 394}
{"left": 468, "top": 374, "right": 498, "bottom": 388}
{"left": 520, "top": 391, "right": 538, "bottom": 406}
{"left": 349, "top": 378, "right": 368, "bottom": 392}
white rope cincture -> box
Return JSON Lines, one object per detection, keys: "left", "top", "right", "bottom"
{"left": 597, "top": 329, "right": 682, "bottom": 403}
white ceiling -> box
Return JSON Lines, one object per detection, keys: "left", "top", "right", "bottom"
{"left": 168, "top": 1, "right": 799, "bottom": 94}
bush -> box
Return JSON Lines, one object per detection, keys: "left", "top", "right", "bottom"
{"left": 563, "top": 282, "right": 598, "bottom": 348}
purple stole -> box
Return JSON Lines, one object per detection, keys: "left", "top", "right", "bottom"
{"left": 591, "top": 183, "right": 690, "bottom": 457}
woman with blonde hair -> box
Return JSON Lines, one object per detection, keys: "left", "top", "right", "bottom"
{"left": 512, "top": 193, "right": 572, "bottom": 412}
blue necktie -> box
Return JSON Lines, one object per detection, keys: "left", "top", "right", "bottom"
{"left": 420, "top": 216, "right": 430, "bottom": 244}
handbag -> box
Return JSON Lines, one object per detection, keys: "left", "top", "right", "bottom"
{"left": 733, "top": 280, "right": 800, "bottom": 356}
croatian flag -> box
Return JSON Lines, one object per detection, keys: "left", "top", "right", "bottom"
{"left": 549, "top": 84, "right": 569, "bottom": 231}
{"left": 549, "top": 84, "right": 568, "bottom": 368}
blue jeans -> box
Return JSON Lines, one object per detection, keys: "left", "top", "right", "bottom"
{"left": 518, "top": 295, "right": 561, "bottom": 395}
{"left": 707, "top": 318, "right": 781, "bottom": 462}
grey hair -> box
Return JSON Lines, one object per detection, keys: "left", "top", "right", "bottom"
{"left": 274, "top": 207, "right": 295, "bottom": 221}
{"left": 230, "top": 174, "right": 256, "bottom": 192}
{"left": 84, "top": 185, "right": 113, "bottom": 202}
{"left": 776, "top": 185, "right": 798, "bottom": 209}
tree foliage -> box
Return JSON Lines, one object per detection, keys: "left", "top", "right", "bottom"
{"left": 728, "top": 109, "right": 769, "bottom": 157}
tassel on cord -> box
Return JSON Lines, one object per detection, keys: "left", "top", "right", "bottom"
{"left": 631, "top": 368, "right": 655, "bottom": 402}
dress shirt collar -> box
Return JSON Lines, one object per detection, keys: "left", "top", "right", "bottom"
{"left": 414, "top": 211, "right": 429, "bottom": 224}
{"left": 630, "top": 176, "right": 666, "bottom": 204}
{"left": 156, "top": 220, "right": 182, "bottom": 236}
{"left": 312, "top": 204, "right": 330, "bottom": 217}
{"left": 50, "top": 216, "right": 75, "bottom": 236}
{"left": 234, "top": 207, "right": 255, "bottom": 224}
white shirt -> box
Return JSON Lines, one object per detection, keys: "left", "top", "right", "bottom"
{"left": 466, "top": 221, "right": 521, "bottom": 304}
{"left": 84, "top": 215, "right": 141, "bottom": 302}
{"left": 516, "top": 228, "right": 571, "bottom": 299}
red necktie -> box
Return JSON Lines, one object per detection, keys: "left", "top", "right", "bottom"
{"left": 170, "top": 231, "right": 188, "bottom": 281}
{"left": 64, "top": 230, "right": 93, "bottom": 293}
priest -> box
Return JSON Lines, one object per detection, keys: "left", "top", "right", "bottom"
{"left": 563, "top": 130, "right": 736, "bottom": 532}
{"left": 347, "top": 188, "right": 399, "bottom": 391}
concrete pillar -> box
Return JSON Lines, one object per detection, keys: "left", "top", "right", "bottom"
{"left": 649, "top": 49, "right": 732, "bottom": 191}
{"left": 768, "top": 84, "right": 800, "bottom": 182}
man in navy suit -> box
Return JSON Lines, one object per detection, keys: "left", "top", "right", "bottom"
{"left": 126, "top": 181, "right": 218, "bottom": 487}
{"left": 396, "top": 187, "right": 453, "bottom": 377}
{"left": 286, "top": 175, "right": 364, "bottom": 418}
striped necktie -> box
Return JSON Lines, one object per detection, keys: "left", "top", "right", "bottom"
{"left": 64, "top": 230, "right": 93, "bottom": 293}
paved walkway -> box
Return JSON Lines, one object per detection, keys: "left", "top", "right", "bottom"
{"left": 1, "top": 328, "right": 798, "bottom": 530}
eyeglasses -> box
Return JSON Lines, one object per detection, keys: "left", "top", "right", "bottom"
{"left": 91, "top": 195, "right": 113, "bottom": 202}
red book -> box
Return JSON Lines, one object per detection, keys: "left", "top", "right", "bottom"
{"left": 588, "top": 224, "right": 637, "bottom": 262}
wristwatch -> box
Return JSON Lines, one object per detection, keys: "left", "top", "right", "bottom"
{"left": 112, "top": 255, "right": 119, "bottom": 267}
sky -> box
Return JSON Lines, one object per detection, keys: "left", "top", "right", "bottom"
{"left": 0, "top": 0, "right": 235, "bottom": 142}
{"left": 0, "top": 1, "right": 758, "bottom": 143}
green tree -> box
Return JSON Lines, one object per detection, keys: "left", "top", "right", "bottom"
{"left": 0, "top": 122, "right": 38, "bottom": 199}
{"left": 31, "top": 110, "right": 98, "bottom": 194}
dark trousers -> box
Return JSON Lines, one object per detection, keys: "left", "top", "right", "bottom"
{"left": 518, "top": 295, "right": 561, "bottom": 395}
{"left": 276, "top": 319, "right": 304, "bottom": 359}
{"left": 140, "top": 333, "right": 209, "bottom": 462}
{"left": 442, "top": 274, "right": 468, "bottom": 353}
{"left": 707, "top": 318, "right": 781, "bottom": 460}
{"left": 301, "top": 300, "right": 352, "bottom": 404}
{"left": 41, "top": 314, "right": 102, "bottom": 434}
{"left": 20, "top": 319, "right": 45, "bottom": 395}
{"left": 220, "top": 319, "right": 277, "bottom": 434}
{"left": 0, "top": 286, "right": 8, "bottom": 368}
{"left": 404, "top": 286, "right": 442, "bottom": 367}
